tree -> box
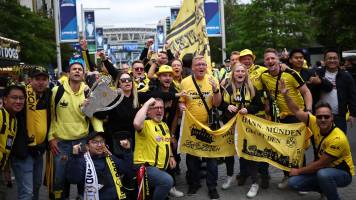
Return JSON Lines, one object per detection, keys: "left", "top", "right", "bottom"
{"left": 0, "top": 1, "right": 56, "bottom": 65}
{"left": 224, "top": 0, "right": 315, "bottom": 59}
{"left": 307, "top": 0, "right": 356, "bottom": 50}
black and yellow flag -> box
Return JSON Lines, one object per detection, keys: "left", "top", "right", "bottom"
{"left": 166, "top": 0, "right": 212, "bottom": 72}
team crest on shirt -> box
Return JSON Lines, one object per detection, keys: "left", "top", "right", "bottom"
{"left": 59, "top": 100, "right": 69, "bottom": 108}
{"left": 6, "top": 135, "right": 14, "bottom": 150}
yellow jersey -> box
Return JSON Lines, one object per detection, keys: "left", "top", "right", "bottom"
{"left": 134, "top": 120, "right": 171, "bottom": 169}
{"left": 0, "top": 108, "right": 17, "bottom": 169}
{"left": 261, "top": 68, "right": 305, "bottom": 118}
{"left": 308, "top": 114, "right": 354, "bottom": 176}
{"left": 180, "top": 74, "right": 219, "bottom": 123}
{"left": 248, "top": 64, "right": 267, "bottom": 91}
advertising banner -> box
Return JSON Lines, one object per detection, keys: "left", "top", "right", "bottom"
{"left": 0, "top": 37, "right": 20, "bottom": 61}
{"left": 103, "top": 38, "right": 108, "bottom": 52}
{"left": 170, "top": 7, "right": 180, "bottom": 25}
{"left": 59, "top": 0, "right": 79, "bottom": 42}
{"left": 96, "top": 27, "right": 104, "bottom": 50}
{"left": 156, "top": 25, "right": 165, "bottom": 48}
{"left": 88, "top": 41, "right": 96, "bottom": 54}
{"left": 84, "top": 11, "right": 96, "bottom": 41}
{"left": 204, "top": 0, "right": 221, "bottom": 36}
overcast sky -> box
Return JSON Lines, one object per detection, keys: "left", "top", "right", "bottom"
{"left": 76, "top": 0, "right": 249, "bottom": 30}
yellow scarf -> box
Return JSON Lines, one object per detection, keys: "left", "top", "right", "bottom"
{"left": 106, "top": 155, "right": 127, "bottom": 199}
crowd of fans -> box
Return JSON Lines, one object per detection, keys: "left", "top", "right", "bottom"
{"left": 0, "top": 39, "right": 355, "bottom": 200}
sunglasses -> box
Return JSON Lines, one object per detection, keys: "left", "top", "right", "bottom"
{"left": 120, "top": 77, "right": 132, "bottom": 83}
{"left": 316, "top": 115, "right": 331, "bottom": 120}
{"left": 134, "top": 67, "right": 144, "bottom": 72}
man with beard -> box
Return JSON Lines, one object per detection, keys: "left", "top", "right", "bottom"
{"left": 10, "top": 67, "right": 51, "bottom": 200}
{"left": 138, "top": 65, "right": 185, "bottom": 197}
{"left": 260, "top": 48, "right": 312, "bottom": 189}
{"left": 280, "top": 80, "right": 354, "bottom": 200}
{"left": 133, "top": 98, "right": 176, "bottom": 200}
{"left": 179, "top": 55, "right": 222, "bottom": 199}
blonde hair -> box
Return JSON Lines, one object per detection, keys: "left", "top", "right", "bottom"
{"left": 225, "top": 63, "right": 255, "bottom": 100}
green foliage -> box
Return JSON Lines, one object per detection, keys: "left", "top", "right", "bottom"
{"left": 0, "top": 1, "right": 56, "bottom": 65}
{"left": 308, "top": 0, "right": 356, "bottom": 50}
{"left": 224, "top": 0, "right": 315, "bottom": 59}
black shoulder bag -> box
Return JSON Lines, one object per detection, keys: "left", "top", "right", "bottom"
{"left": 192, "top": 76, "right": 220, "bottom": 130}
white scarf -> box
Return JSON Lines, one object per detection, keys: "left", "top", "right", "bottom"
{"left": 84, "top": 152, "right": 100, "bottom": 200}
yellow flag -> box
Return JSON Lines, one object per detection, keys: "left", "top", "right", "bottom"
{"left": 178, "top": 110, "right": 236, "bottom": 158}
{"left": 236, "top": 114, "right": 308, "bottom": 171}
{"left": 166, "top": 0, "right": 212, "bottom": 72}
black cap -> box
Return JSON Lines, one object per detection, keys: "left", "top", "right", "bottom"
{"left": 30, "top": 66, "right": 49, "bottom": 77}
{"left": 112, "top": 131, "right": 131, "bottom": 140}
{"left": 224, "top": 58, "right": 230, "bottom": 63}
{"left": 87, "top": 131, "right": 105, "bottom": 142}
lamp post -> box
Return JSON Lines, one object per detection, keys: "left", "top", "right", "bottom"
{"left": 53, "top": 0, "right": 62, "bottom": 74}
{"left": 220, "top": 0, "right": 227, "bottom": 62}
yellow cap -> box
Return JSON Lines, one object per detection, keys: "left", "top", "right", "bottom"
{"left": 156, "top": 65, "right": 173, "bottom": 75}
{"left": 239, "top": 49, "right": 256, "bottom": 61}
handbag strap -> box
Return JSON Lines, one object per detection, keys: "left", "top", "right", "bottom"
{"left": 274, "top": 66, "right": 283, "bottom": 100}
{"left": 192, "top": 75, "right": 210, "bottom": 113}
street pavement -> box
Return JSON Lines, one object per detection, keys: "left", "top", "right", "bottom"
{"left": 6, "top": 123, "right": 356, "bottom": 200}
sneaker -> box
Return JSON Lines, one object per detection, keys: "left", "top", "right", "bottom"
{"left": 169, "top": 187, "right": 184, "bottom": 197}
{"left": 298, "top": 191, "right": 308, "bottom": 195}
{"left": 246, "top": 183, "right": 259, "bottom": 198}
{"left": 187, "top": 185, "right": 200, "bottom": 195}
{"left": 260, "top": 176, "right": 270, "bottom": 189}
{"left": 208, "top": 189, "right": 220, "bottom": 200}
{"left": 221, "top": 176, "right": 233, "bottom": 190}
{"left": 277, "top": 176, "right": 289, "bottom": 189}
{"left": 236, "top": 174, "right": 248, "bottom": 186}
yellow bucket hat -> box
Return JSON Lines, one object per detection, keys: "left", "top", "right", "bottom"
{"left": 239, "top": 49, "right": 256, "bottom": 61}
{"left": 156, "top": 65, "right": 173, "bottom": 75}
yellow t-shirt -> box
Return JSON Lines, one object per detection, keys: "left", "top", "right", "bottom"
{"left": 134, "top": 120, "right": 171, "bottom": 169}
{"left": 180, "top": 74, "right": 219, "bottom": 123}
{"left": 248, "top": 64, "right": 266, "bottom": 90}
{"left": 0, "top": 108, "right": 17, "bottom": 169}
{"left": 261, "top": 68, "right": 305, "bottom": 118}
{"left": 308, "top": 114, "right": 354, "bottom": 176}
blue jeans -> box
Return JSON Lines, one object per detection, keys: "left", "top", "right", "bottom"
{"left": 11, "top": 154, "right": 43, "bottom": 200}
{"left": 53, "top": 138, "right": 86, "bottom": 200}
{"left": 288, "top": 168, "right": 352, "bottom": 200}
{"left": 186, "top": 154, "right": 218, "bottom": 190}
{"left": 147, "top": 166, "right": 173, "bottom": 200}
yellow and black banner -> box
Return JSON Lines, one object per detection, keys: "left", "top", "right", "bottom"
{"left": 236, "top": 114, "right": 309, "bottom": 171}
{"left": 166, "top": 0, "right": 212, "bottom": 72}
{"left": 178, "top": 111, "right": 310, "bottom": 171}
{"left": 178, "top": 110, "right": 236, "bottom": 158}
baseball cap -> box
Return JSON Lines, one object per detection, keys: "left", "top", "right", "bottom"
{"left": 69, "top": 55, "right": 85, "bottom": 68}
{"left": 156, "top": 65, "right": 173, "bottom": 75}
{"left": 239, "top": 49, "right": 256, "bottom": 61}
{"left": 30, "top": 66, "right": 49, "bottom": 77}
{"left": 87, "top": 131, "right": 105, "bottom": 142}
